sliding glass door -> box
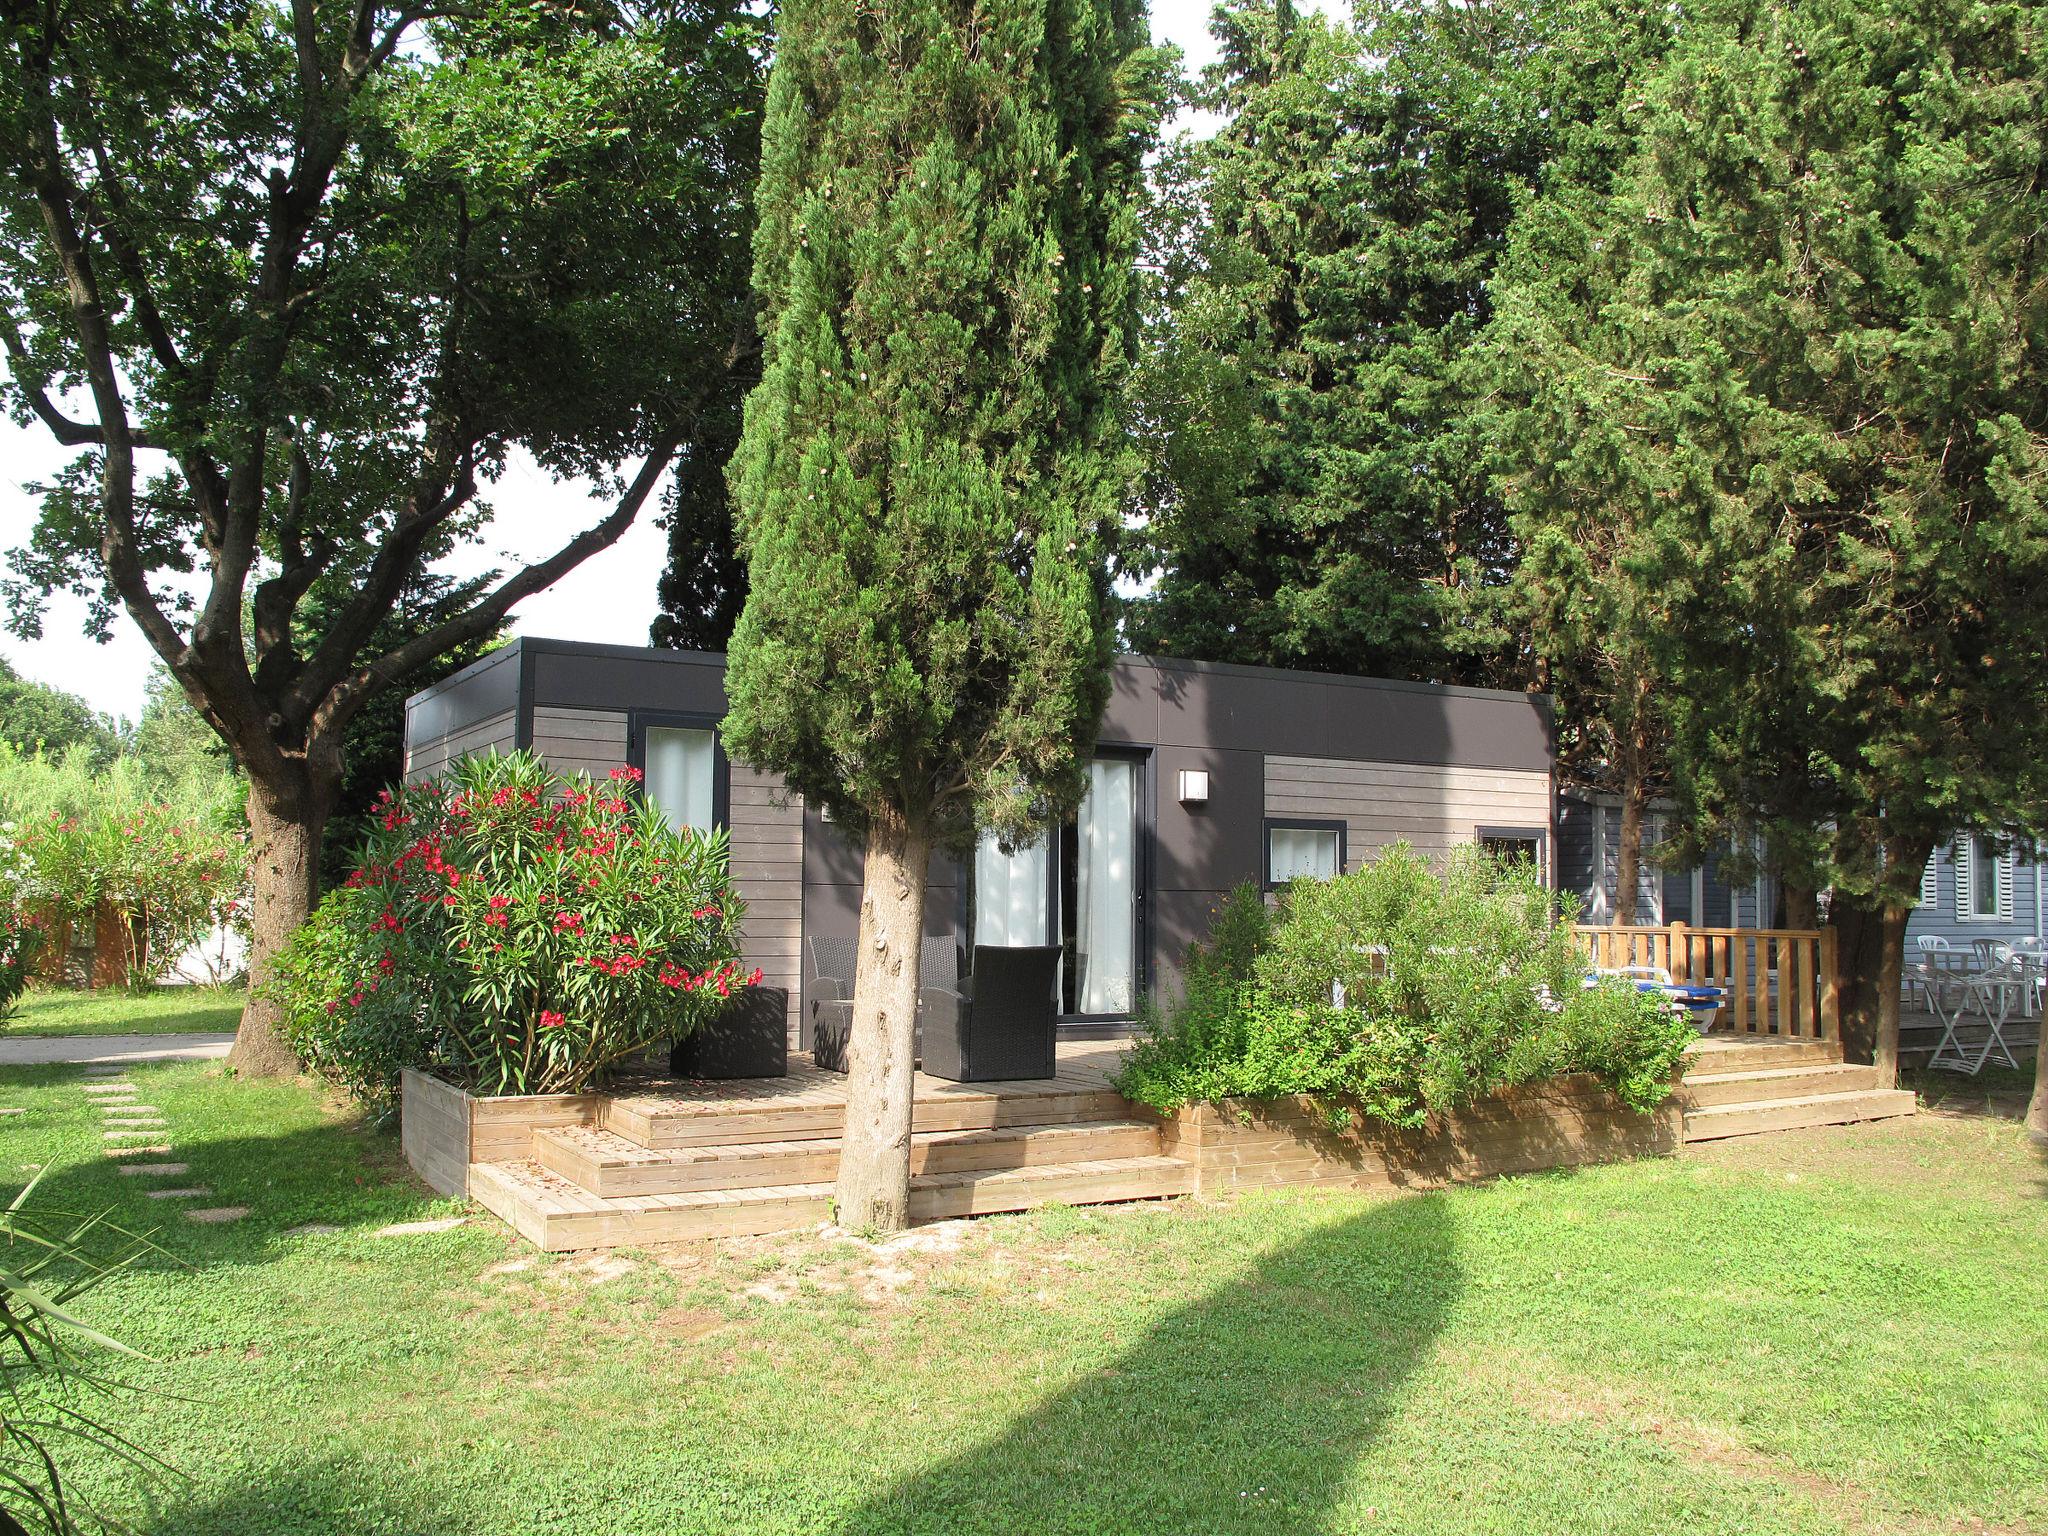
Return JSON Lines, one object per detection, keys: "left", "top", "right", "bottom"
{"left": 968, "top": 753, "right": 1147, "bottom": 1019}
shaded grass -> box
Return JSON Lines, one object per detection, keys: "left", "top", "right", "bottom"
{"left": 0, "top": 1062, "right": 2041, "bottom": 1534}
{"left": 3, "top": 985, "right": 244, "bottom": 1036}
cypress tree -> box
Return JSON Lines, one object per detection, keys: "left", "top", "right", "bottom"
{"left": 723, "top": 0, "right": 1164, "bottom": 1227}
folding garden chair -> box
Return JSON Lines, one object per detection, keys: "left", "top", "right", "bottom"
{"left": 1926, "top": 951, "right": 2027, "bottom": 1076}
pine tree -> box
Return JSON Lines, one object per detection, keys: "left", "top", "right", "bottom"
{"left": 723, "top": 0, "right": 1165, "bottom": 1227}
{"left": 1501, "top": 0, "right": 2048, "bottom": 1082}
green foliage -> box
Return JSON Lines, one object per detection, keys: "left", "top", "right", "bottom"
{"left": 268, "top": 751, "right": 754, "bottom": 1107}
{"left": 721, "top": 0, "right": 1169, "bottom": 852}
{"left": 1494, "top": 0, "right": 2048, "bottom": 907}
{"left": 0, "top": 1171, "right": 175, "bottom": 1534}
{"left": 0, "top": 745, "right": 249, "bottom": 990}
{"left": 1126, "top": 0, "right": 1673, "bottom": 688}
{"left": 1114, "top": 845, "right": 1692, "bottom": 1125}
{"left": 0, "top": 659, "right": 119, "bottom": 770}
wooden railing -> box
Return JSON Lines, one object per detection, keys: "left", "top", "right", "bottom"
{"left": 1572, "top": 923, "right": 1839, "bottom": 1041}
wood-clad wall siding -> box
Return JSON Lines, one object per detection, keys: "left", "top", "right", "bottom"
{"left": 530, "top": 706, "right": 630, "bottom": 780}
{"left": 1265, "top": 755, "right": 1553, "bottom": 869}
{"left": 404, "top": 708, "right": 517, "bottom": 781}
{"left": 728, "top": 764, "right": 804, "bottom": 1042}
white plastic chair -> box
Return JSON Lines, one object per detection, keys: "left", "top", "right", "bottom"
{"left": 1908, "top": 935, "right": 1951, "bottom": 1011}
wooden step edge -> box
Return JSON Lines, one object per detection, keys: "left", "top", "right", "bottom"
{"left": 1682, "top": 1063, "right": 1877, "bottom": 1087}
{"left": 556, "top": 1117, "right": 1165, "bottom": 1168}
{"left": 472, "top": 1153, "right": 1194, "bottom": 1250}
{"left": 1682, "top": 1088, "right": 1917, "bottom": 1143}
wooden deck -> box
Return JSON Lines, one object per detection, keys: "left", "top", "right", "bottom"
{"left": 410, "top": 1032, "right": 1922, "bottom": 1252}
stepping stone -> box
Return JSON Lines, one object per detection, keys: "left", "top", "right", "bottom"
{"left": 285, "top": 1223, "right": 340, "bottom": 1238}
{"left": 0, "top": 1108, "right": 25, "bottom": 1117}
{"left": 104, "top": 1127, "right": 169, "bottom": 1139}
{"left": 183, "top": 1207, "right": 251, "bottom": 1225}
{"left": 101, "top": 1104, "right": 159, "bottom": 1114}
{"left": 105, "top": 1144, "right": 171, "bottom": 1157}
{"left": 117, "top": 1162, "right": 189, "bottom": 1176}
{"left": 82, "top": 1066, "right": 131, "bottom": 1077}
{"left": 373, "top": 1217, "right": 468, "bottom": 1237}
{"left": 144, "top": 1188, "right": 212, "bottom": 1200}
{"left": 82, "top": 1082, "right": 136, "bottom": 1092}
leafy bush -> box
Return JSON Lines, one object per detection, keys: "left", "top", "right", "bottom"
{"left": 269, "top": 750, "right": 757, "bottom": 1107}
{"left": 0, "top": 745, "right": 249, "bottom": 988}
{"left": 1114, "top": 844, "right": 1693, "bottom": 1127}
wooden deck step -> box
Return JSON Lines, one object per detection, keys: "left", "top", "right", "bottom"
{"left": 470, "top": 1153, "right": 1193, "bottom": 1252}
{"left": 1682, "top": 1087, "right": 1916, "bottom": 1143}
{"left": 535, "top": 1118, "right": 1166, "bottom": 1199}
{"left": 1683, "top": 1037, "right": 1843, "bottom": 1075}
{"left": 1678, "top": 1062, "right": 1883, "bottom": 1111}
{"left": 604, "top": 1084, "right": 1138, "bottom": 1150}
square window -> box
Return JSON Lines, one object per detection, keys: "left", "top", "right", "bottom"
{"left": 1267, "top": 821, "right": 1343, "bottom": 887}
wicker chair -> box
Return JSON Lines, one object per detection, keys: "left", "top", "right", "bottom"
{"left": 807, "top": 935, "right": 963, "bottom": 1073}
{"left": 919, "top": 945, "right": 1061, "bottom": 1083}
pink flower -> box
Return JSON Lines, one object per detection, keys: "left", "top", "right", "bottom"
{"left": 608, "top": 765, "right": 645, "bottom": 783}
{"left": 539, "top": 1010, "right": 567, "bottom": 1030}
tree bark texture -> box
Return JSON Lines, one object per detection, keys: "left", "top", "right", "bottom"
{"left": 835, "top": 809, "right": 932, "bottom": 1232}
{"left": 1830, "top": 894, "right": 1909, "bottom": 1088}
{"left": 1615, "top": 769, "right": 1647, "bottom": 927}
{"left": 228, "top": 781, "right": 332, "bottom": 1077}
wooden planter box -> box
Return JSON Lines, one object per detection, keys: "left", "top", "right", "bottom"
{"left": 399, "top": 1069, "right": 602, "bottom": 1197}
{"left": 1159, "top": 1075, "right": 1679, "bottom": 1197}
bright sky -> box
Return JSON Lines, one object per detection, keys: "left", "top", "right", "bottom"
{"left": 0, "top": 0, "right": 1308, "bottom": 723}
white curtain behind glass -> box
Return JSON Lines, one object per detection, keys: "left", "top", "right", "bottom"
{"left": 1076, "top": 759, "right": 1136, "bottom": 1014}
{"left": 974, "top": 833, "right": 1049, "bottom": 947}
{"left": 1269, "top": 826, "right": 1339, "bottom": 883}
{"left": 645, "top": 727, "right": 715, "bottom": 835}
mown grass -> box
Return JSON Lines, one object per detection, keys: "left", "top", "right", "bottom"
{"left": 3, "top": 985, "right": 244, "bottom": 1036}
{"left": 0, "top": 1061, "right": 2041, "bottom": 1535}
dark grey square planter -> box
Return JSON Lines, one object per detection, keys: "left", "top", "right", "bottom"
{"left": 669, "top": 986, "right": 789, "bottom": 1079}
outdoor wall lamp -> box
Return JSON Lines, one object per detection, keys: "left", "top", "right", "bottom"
{"left": 1177, "top": 769, "right": 1210, "bottom": 805}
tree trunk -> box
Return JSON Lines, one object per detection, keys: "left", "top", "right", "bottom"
{"left": 835, "top": 808, "right": 931, "bottom": 1232}
{"left": 2028, "top": 1044, "right": 2048, "bottom": 1141}
{"left": 1782, "top": 884, "right": 1818, "bottom": 931}
{"left": 1830, "top": 892, "right": 1911, "bottom": 1088}
{"left": 229, "top": 780, "right": 331, "bottom": 1077}
{"left": 1615, "top": 772, "right": 1648, "bottom": 927}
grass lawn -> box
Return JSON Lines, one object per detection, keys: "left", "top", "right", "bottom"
{"left": 2, "top": 984, "right": 245, "bottom": 1036}
{"left": 0, "top": 1064, "right": 2042, "bottom": 1535}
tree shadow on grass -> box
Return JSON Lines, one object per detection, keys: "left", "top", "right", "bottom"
{"left": 832, "top": 1191, "right": 1461, "bottom": 1536}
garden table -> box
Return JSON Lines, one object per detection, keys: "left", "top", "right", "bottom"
{"left": 1924, "top": 951, "right": 2026, "bottom": 1076}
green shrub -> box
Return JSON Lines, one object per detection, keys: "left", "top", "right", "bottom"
{"left": 269, "top": 750, "right": 756, "bottom": 1108}
{"left": 1114, "top": 845, "right": 1693, "bottom": 1127}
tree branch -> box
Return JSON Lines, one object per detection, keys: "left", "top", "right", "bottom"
{"left": 310, "top": 430, "right": 684, "bottom": 744}
{"left": 0, "top": 320, "right": 160, "bottom": 448}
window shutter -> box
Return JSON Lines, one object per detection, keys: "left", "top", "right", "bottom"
{"left": 1955, "top": 845, "right": 1973, "bottom": 919}
{"left": 1920, "top": 853, "right": 1937, "bottom": 909}
{"left": 1998, "top": 854, "right": 2015, "bottom": 921}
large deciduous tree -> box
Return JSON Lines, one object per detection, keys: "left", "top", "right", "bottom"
{"left": 0, "top": 0, "right": 762, "bottom": 1072}
{"left": 1126, "top": 0, "right": 1671, "bottom": 688}
{"left": 1499, "top": 0, "right": 2048, "bottom": 1083}
{"left": 724, "top": 0, "right": 1165, "bottom": 1229}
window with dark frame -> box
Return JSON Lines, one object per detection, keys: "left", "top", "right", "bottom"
{"left": 628, "top": 712, "right": 729, "bottom": 836}
{"left": 1264, "top": 818, "right": 1346, "bottom": 888}
{"left": 1476, "top": 826, "right": 1546, "bottom": 875}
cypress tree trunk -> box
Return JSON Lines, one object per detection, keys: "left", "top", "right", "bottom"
{"left": 2028, "top": 1047, "right": 2048, "bottom": 1141}
{"left": 1615, "top": 775, "right": 1646, "bottom": 926}
{"left": 1830, "top": 837, "right": 1923, "bottom": 1088}
{"left": 837, "top": 809, "right": 932, "bottom": 1231}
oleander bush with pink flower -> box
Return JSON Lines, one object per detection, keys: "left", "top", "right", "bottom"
{"left": 268, "top": 750, "right": 755, "bottom": 1107}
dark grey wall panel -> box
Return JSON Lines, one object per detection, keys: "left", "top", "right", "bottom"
{"left": 404, "top": 644, "right": 521, "bottom": 748}
{"left": 528, "top": 641, "right": 728, "bottom": 714}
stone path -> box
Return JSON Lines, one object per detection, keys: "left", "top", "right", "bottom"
{"left": 67, "top": 1068, "right": 249, "bottom": 1228}
{"left": 0, "top": 1034, "right": 234, "bottom": 1067}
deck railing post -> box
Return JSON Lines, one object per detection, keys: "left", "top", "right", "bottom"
{"left": 1669, "top": 921, "right": 1691, "bottom": 981}
{"left": 1817, "top": 925, "right": 1840, "bottom": 1042}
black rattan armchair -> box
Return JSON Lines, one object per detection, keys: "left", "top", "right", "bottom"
{"left": 808, "top": 935, "right": 963, "bottom": 1072}
{"left": 919, "top": 945, "right": 1060, "bottom": 1083}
